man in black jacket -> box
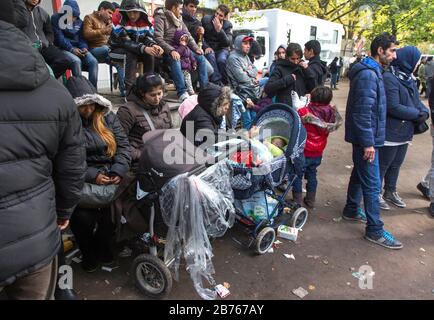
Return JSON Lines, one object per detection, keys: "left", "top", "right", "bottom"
{"left": 18, "top": 0, "right": 73, "bottom": 78}
{"left": 304, "top": 40, "right": 328, "bottom": 92}
{"left": 0, "top": 1, "right": 86, "bottom": 299}
{"left": 202, "top": 4, "right": 232, "bottom": 84}
{"left": 182, "top": 0, "right": 203, "bottom": 45}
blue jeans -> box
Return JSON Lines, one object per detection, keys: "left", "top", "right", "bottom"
{"left": 90, "top": 46, "right": 125, "bottom": 94}
{"left": 205, "top": 49, "right": 229, "bottom": 84}
{"left": 64, "top": 50, "right": 99, "bottom": 88}
{"left": 293, "top": 156, "right": 322, "bottom": 193}
{"left": 343, "top": 145, "right": 384, "bottom": 237}
{"left": 379, "top": 144, "right": 408, "bottom": 193}
{"left": 259, "top": 77, "right": 269, "bottom": 87}
{"left": 241, "top": 109, "right": 257, "bottom": 129}
{"left": 167, "top": 53, "right": 208, "bottom": 96}
{"left": 331, "top": 72, "right": 338, "bottom": 88}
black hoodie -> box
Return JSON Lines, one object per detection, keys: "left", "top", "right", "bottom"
{"left": 264, "top": 59, "right": 315, "bottom": 107}
{"left": 0, "top": 20, "right": 86, "bottom": 286}
{"left": 306, "top": 55, "right": 328, "bottom": 92}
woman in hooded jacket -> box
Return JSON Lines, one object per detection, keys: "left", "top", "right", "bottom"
{"left": 180, "top": 83, "right": 232, "bottom": 147}
{"left": 264, "top": 43, "right": 315, "bottom": 107}
{"left": 378, "top": 46, "right": 430, "bottom": 210}
{"left": 65, "top": 76, "right": 131, "bottom": 272}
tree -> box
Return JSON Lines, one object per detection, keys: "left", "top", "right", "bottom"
{"left": 223, "top": 0, "right": 434, "bottom": 51}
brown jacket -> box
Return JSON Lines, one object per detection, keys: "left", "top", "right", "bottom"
{"left": 82, "top": 11, "right": 111, "bottom": 49}
{"left": 153, "top": 9, "right": 199, "bottom": 55}
{"left": 117, "top": 93, "right": 172, "bottom": 165}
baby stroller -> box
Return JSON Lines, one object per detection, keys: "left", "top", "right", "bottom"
{"left": 130, "top": 129, "right": 235, "bottom": 299}
{"left": 229, "top": 103, "right": 309, "bottom": 254}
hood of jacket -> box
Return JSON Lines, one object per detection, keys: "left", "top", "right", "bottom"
{"left": 302, "top": 103, "right": 342, "bottom": 133}
{"left": 198, "top": 84, "right": 232, "bottom": 122}
{"left": 233, "top": 34, "right": 252, "bottom": 55}
{"left": 65, "top": 76, "right": 112, "bottom": 114}
{"left": 174, "top": 29, "right": 189, "bottom": 46}
{"left": 119, "top": 0, "right": 151, "bottom": 25}
{"left": 391, "top": 46, "right": 421, "bottom": 75}
{"left": 348, "top": 56, "right": 383, "bottom": 81}
{"left": 64, "top": 0, "right": 80, "bottom": 18}
{"left": 0, "top": 20, "right": 49, "bottom": 90}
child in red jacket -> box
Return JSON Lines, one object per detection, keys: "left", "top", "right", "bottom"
{"left": 293, "top": 86, "right": 342, "bottom": 208}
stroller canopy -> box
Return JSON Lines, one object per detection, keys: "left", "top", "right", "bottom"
{"left": 138, "top": 129, "right": 213, "bottom": 191}
{"left": 253, "top": 103, "right": 306, "bottom": 162}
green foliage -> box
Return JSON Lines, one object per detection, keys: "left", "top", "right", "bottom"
{"left": 222, "top": 0, "right": 433, "bottom": 49}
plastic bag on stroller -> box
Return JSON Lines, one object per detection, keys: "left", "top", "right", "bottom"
{"left": 159, "top": 161, "right": 235, "bottom": 300}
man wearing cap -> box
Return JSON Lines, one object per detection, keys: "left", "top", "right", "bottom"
{"left": 226, "top": 34, "right": 260, "bottom": 110}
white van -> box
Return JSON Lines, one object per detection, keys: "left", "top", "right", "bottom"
{"left": 232, "top": 9, "right": 344, "bottom": 73}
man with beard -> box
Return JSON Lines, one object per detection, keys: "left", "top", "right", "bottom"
{"left": 342, "top": 33, "right": 403, "bottom": 250}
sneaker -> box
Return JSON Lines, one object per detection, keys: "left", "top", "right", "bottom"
{"left": 379, "top": 194, "right": 390, "bottom": 210}
{"left": 342, "top": 207, "right": 367, "bottom": 223}
{"left": 429, "top": 203, "right": 434, "bottom": 217}
{"left": 178, "top": 92, "right": 190, "bottom": 102}
{"left": 417, "top": 183, "right": 430, "bottom": 200}
{"left": 383, "top": 191, "right": 406, "bottom": 208}
{"left": 364, "top": 230, "right": 403, "bottom": 249}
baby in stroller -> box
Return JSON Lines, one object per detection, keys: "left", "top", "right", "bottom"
{"left": 229, "top": 103, "right": 309, "bottom": 254}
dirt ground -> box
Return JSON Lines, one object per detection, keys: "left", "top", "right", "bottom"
{"left": 72, "top": 81, "right": 434, "bottom": 300}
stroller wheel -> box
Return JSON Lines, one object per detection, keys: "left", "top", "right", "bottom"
{"left": 132, "top": 254, "right": 172, "bottom": 299}
{"left": 254, "top": 227, "right": 276, "bottom": 255}
{"left": 291, "top": 207, "right": 308, "bottom": 229}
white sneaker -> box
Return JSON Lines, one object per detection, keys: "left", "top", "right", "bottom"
{"left": 178, "top": 92, "right": 190, "bottom": 102}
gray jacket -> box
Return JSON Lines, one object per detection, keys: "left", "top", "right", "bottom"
{"left": 153, "top": 9, "right": 199, "bottom": 55}
{"left": 226, "top": 35, "right": 260, "bottom": 103}
{"left": 425, "top": 60, "right": 434, "bottom": 79}
{"left": 19, "top": 0, "right": 53, "bottom": 48}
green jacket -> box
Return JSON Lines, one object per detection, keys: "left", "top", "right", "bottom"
{"left": 418, "top": 63, "right": 426, "bottom": 82}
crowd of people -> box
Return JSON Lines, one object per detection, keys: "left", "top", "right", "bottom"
{"left": 1, "top": 0, "right": 433, "bottom": 301}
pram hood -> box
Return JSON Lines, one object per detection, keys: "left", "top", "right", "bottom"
{"left": 138, "top": 129, "right": 213, "bottom": 191}
{"left": 253, "top": 103, "right": 306, "bottom": 163}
